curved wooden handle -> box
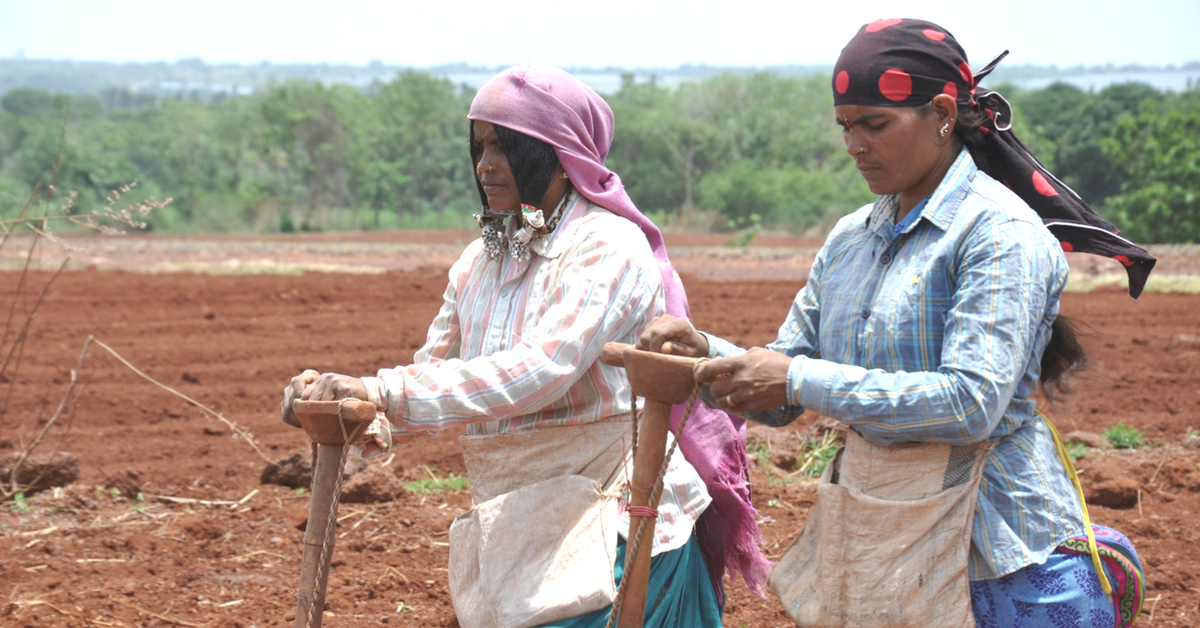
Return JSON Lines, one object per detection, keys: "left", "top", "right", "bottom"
{"left": 600, "top": 341, "right": 632, "bottom": 368}
{"left": 601, "top": 342, "right": 700, "bottom": 405}
{"left": 293, "top": 399, "right": 376, "bottom": 421}
{"left": 603, "top": 341, "right": 703, "bottom": 628}
{"left": 293, "top": 399, "right": 376, "bottom": 445}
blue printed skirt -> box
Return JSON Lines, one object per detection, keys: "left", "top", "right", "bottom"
{"left": 970, "top": 524, "right": 1145, "bottom": 628}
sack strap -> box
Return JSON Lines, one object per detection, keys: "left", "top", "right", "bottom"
{"left": 1038, "top": 412, "right": 1113, "bottom": 595}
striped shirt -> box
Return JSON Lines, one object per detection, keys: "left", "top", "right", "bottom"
{"left": 363, "top": 192, "right": 710, "bottom": 553}
{"left": 709, "top": 149, "right": 1086, "bottom": 579}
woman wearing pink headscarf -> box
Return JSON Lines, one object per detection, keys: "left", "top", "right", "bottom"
{"left": 285, "top": 64, "right": 769, "bottom": 628}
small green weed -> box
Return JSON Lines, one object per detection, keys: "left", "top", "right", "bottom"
{"left": 405, "top": 466, "right": 468, "bottom": 494}
{"left": 1102, "top": 422, "right": 1146, "bottom": 449}
{"left": 797, "top": 431, "right": 840, "bottom": 479}
{"left": 293, "top": 487, "right": 306, "bottom": 495}
{"left": 1065, "top": 441, "right": 1089, "bottom": 461}
{"left": 9, "top": 492, "right": 33, "bottom": 514}
{"left": 747, "top": 442, "right": 771, "bottom": 465}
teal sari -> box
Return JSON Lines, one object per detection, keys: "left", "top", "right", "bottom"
{"left": 536, "top": 533, "right": 722, "bottom": 628}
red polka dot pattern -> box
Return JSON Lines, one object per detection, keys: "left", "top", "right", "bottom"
{"left": 958, "top": 62, "right": 973, "bottom": 84}
{"left": 923, "top": 29, "right": 946, "bottom": 41}
{"left": 866, "top": 18, "right": 903, "bottom": 32}
{"left": 1060, "top": 241, "right": 1074, "bottom": 253}
{"left": 1113, "top": 255, "right": 1134, "bottom": 267}
{"left": 879, "top": 69, "right": 913, "bottom": 102}
{"left": 1031, "top": 171, "right": 1058, "bottom": 197}
{"left": 943, "top": 82, "right": 958, "bottom": 99}
{"left": 836, "top": 71, "right": 850, "bottom": 94}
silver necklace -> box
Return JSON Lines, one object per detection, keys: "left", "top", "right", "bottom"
{"left": 473, "top": 189, "right": 573, "bottom": 263}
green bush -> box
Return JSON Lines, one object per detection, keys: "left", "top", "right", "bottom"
{"left": 699, "top": 161, "right": 872, "bottom": 234}
{"left": 1102, "top": 422, "right": 1146, "bottom": 449}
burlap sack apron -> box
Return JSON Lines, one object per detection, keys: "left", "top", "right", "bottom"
{"left": 769, "top": 430, "right": 994, "bottom": 628}
{"left": 448, "top": 418, "right": 631, "bottom": 628}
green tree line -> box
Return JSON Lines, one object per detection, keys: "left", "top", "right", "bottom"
{"left": 0, "top": 71, "right": 1196, "bottom": 242}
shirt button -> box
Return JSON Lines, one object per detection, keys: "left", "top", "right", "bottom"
{"left": 880, "top": 253, "right": 891, "bottom": 265}
{"left": 861, "top": 309, "right": 871, "bottom": 319}
{"left": 500, "top": 289, "right": 508, "bottom": 297}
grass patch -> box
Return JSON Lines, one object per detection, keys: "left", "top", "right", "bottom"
{"left": 1102, "top": 422, "right": 1147, "bottom": 449}
{"left": 405, "top": 466, "right": 468, "bottom": 494}
{"left": 796, "top": 431, "right": 840, "bottom": 479}
{"left": 8, "top": 492, "right": 33, "bottom": 513}
{"left": 1065, "top": 441, "right": 1089, "bottom": 461}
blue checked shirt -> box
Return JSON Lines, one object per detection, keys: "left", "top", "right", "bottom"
{"left": 707, "top": 149, "right": 1086, "bottom": 580}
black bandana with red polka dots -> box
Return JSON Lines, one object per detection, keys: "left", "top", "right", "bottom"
{"left": 834, "top": 18, "right": 1156, "bottom": 298}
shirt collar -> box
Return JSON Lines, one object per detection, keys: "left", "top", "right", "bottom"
{"left": 865, "top": 148, "right": 977, "bottom": 237}
{"left": 530, "top": 190, "right": 587, "bottom": 260}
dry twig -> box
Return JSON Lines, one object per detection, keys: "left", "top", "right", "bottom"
{"left": 145, "top": 493, "right": 240, "bottom": 506}
{"left": 2, "top": 334, "right": 92, "bottom": 500}
{"left": 1145, "top": 593, "right": 1164, "bottom": 625}
{"left": 121, "top": 599, "right": 206, "bottom": 627}
{"left": 90, "top": 337, "right": 274, "bottom": 464}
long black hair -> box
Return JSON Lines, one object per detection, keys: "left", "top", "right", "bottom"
{"left": 470, "top": 122, "right": 561, "bottom": 209}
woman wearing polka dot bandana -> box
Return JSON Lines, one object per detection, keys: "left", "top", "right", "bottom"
{"left": 637, "top": 18, "right": 1150, "bottom": 628}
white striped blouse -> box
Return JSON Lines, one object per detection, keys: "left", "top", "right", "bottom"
{"left": 362, "top": 192, "right": 710, "bottom": 553}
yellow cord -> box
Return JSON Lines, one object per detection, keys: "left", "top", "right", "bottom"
{"left": 1039, "top": 412, "right": 1113, "bottom": 595}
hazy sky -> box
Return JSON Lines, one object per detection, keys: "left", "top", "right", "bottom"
{"left": 3, "top": 0, "right": 1198, "bottom": 69}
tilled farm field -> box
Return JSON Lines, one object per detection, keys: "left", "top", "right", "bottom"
{"left": 2, "top": 232, "right": 1198, "bottom": 627}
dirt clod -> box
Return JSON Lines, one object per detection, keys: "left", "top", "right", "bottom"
{"left": 1063, "top": 430, "right": 1112, "bottom": 449}
{"left": 261, "top": 448, "right": 367, "bottom": 488}
{"left": 0, "top": 451, "right": 80, "bottom": 494}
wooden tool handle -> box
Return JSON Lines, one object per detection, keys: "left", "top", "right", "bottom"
{"left": 292, "top": 398, "right": 376, "bottom": 445}
{"left": 602, "top": 342, "right": 705, "bottom": 628}
{"left": 293, "top": 399, "right": 376, "bottom": 422}
{"left": 600, "top": 341, "right": 632, "bottom": 368}
{"left": 601, "top": 342, "right": 700, "bottom": 405}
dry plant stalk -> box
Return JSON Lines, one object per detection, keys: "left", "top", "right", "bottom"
{"left": 2, "top": 335, "right": 276, "bottom": 502}
{"left": 90, "top": 338, "right": 274, "bottom": 464}
{"left": 2, "top": 336, "right": 92, "bottom": 501}
{"left": 0, "top": 112, "right": 198, "bottom": 503}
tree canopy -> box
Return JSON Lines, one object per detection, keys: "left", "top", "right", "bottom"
{"left": 1, "top": 71, "right": 1196, "bottom": 242}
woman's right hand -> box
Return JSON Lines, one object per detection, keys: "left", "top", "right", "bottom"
{"left": 636, "top": 315, "right": 710, "bottom": 358}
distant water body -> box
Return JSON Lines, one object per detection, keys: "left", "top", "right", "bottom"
{"left": 438, "top": 70, "right": 1198, "bottom": 95}
{"left": 1004, "top": 71, "right": 1199, "bottom": 92}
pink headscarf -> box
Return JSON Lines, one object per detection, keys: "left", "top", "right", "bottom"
{"left": 469, "top": 63, "right": 770, "bottom": 598}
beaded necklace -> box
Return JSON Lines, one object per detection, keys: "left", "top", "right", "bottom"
{"left": 474, "top": 187, "right": 573, "bottom": 262}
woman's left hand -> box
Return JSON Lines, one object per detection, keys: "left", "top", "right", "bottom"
{"left": 697, "top": 347, "right": 792, "bottom": 414}
{"left": 301, "top": 372, "right": 370, "bottom": 402}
